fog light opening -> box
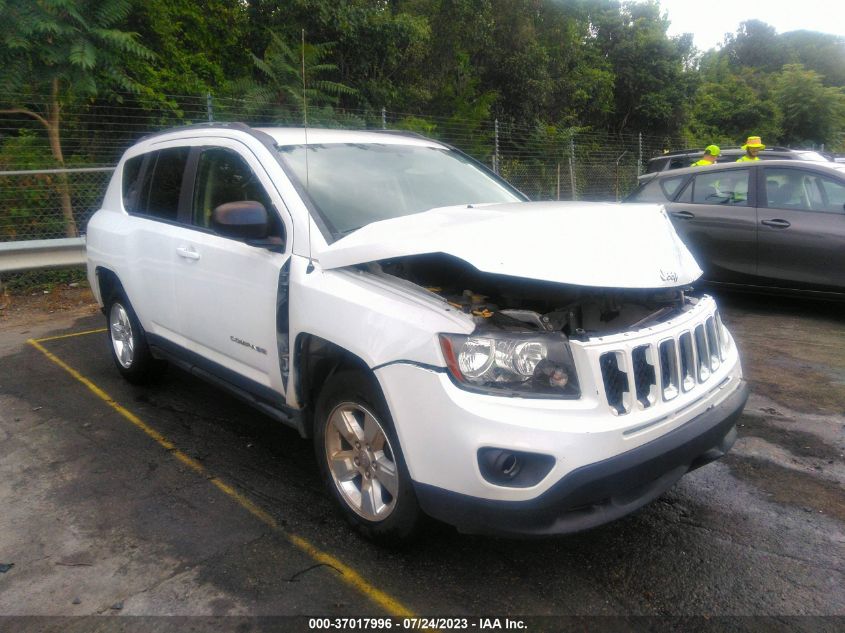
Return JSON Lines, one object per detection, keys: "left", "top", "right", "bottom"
{"left": 500, "top": 453, "right": 520, "bottom": 478}
{"left": 477, "top": 447, "right": 554, "bottom": 488}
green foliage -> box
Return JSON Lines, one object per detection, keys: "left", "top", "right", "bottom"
{"left": 685, "top": 72, "right": 782, "bottom": 146}
{"left": 723, "top": 20, "right": 788, "bottom": 73}
{"left": 395, "top": 116, "right": 438, "bottom": 136}
{"left": 774, "top": 64, "right": 845, "bottom": 146}
{"left": 0, "top": 0, "right": 154, "bottom": 99}
{"left": 586, "top": 0, "right": 696, "bottom": 135}
{"left": 2, "top": 267, "right": 88, "bottom": 294}
{"left": 226, "top": 31, "right": 356, "bottom": 120}
{"left": 688, "top": 21, "right": 845, "bottom": 149}
{"left": 0, "top": 133, "right": 64, "bottom": 240}
{"left": 124, "top": 0, "right": 249, "bottom": 97}
{"left": 3, "top": 0, "right": 845, "bottom": 164}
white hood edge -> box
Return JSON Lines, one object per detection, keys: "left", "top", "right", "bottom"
{"left": 317, "top": 201, "right": 702, "bottom": 289}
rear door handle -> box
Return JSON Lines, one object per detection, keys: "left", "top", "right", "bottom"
{"left": 761, "top": 219, "right": 791, "bottom": 229}
{"left": 176, "top": 246, "right": 201, "bottom": 260}
{"left": 670, "top": 211, "right": 695, "bottom": 220}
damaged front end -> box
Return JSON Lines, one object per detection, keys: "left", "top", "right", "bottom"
{"left": 370, "top": 253, "right": 700, "bottom": 400}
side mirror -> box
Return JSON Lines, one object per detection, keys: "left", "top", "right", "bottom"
{"left": 211, "top": 201, "right": 269, "bottom": 240}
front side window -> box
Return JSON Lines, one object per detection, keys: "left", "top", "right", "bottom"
{"left": 764, "top": 168, "right": 845, "bottom": 214}
{"left": 277, "top": 143, "right": 522, "bottom": 235}
{"left": 192, "top": 147, "right": 274, "bottom": 229}
{"left": 690, "top": 169, "right": 750, "bottom": 206}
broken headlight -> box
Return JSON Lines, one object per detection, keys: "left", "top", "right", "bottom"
{"left": 439, "top": 333, "right": 580, "bottom": 398}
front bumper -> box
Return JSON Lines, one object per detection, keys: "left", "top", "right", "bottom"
{"left": 414, "top": 379, "right": 747, "bottom": 536}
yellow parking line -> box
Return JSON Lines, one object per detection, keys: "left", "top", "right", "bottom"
{"left": 27, "top": 337, "right": 416, "bottom": 618}
{"left": 35, "top": 328, "right": 108, "bottom": 343}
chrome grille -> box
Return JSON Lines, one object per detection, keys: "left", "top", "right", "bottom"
{"left": 598, "top": 311, "right": 725, "bottom": 414}
{"left": 705, "top": 317, "right": 721, "bottom": 371}
{"left": 679, "top": 331, "right": 696, "bottom": 392}
{"left": 694, "top": 325, "right": 710, "bottom": 382}
{"left": 658, "top": 339, "right": 679, "bottom": 401}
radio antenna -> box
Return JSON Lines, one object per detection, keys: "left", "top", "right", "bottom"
{"left": 302, "top": 28, "right": 314, "bottom": 273}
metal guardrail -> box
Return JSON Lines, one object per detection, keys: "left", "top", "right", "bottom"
{"left": 0, "top": 167, "right": 115, "bottom": 176}
{"left": 0, "top": 237, "right": 86, "bottom": 274}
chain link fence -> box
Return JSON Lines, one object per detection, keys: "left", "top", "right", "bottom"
{"left": 0, "top": 167, "right": 113, "bottom": 241}
{"left": 0, "top": 92, "right": 691, "bottom": 293}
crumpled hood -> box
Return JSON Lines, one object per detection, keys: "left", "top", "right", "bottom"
{"left": 317, "top": 201, "right": 702, "bottom": 288}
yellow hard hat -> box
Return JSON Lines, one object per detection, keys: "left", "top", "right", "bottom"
{"left": 705, "top": 144, "right": 720, "bottom": 156}
{"left": 742, "top": 136, "right": 765, "bottom": 150}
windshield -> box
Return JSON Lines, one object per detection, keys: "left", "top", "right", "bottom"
{"left": 277, "top": 143, "right": 522, "bottom": 235}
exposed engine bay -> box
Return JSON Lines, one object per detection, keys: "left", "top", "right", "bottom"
{"left": 372, "top": 253, "right": 696, "bottom": 340}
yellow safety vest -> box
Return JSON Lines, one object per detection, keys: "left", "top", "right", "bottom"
{"left": 691, "top": 159, "right": 714, "bottom": 167}
{"left": 736, "top": 155, "right": 759, "bottom": 162}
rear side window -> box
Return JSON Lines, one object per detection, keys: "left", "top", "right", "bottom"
{"left": 130, "top": 148, "right": 190, "bottom": 221}
{"left": 690, "top": 169, "right": 750, "bottom": 206}
{"left": 627, "top": 175, "right": 687, "bottom": 203}
{"left": 122, "top": 156, "right": 144, "bottom": 213}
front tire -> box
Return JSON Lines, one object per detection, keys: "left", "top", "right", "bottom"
{"left": 106, "top": 291, "right": 164, "bottom": 384}
{"left": 314, "top": 371, "right": 422, "bottom": 543}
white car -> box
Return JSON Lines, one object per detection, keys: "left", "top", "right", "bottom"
{"left": 86, "top": 124, "right": 747, "bottom": 541}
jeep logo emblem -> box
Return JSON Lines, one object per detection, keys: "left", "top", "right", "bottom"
{"left": 660, "top": 269, "right": 678, "bottom": 283}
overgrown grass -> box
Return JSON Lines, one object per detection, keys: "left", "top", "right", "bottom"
{"left": 1, "top": 267, "right": 89, "bottom": 294}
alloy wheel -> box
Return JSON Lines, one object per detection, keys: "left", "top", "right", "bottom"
{"left": 324, "top": 402, "right": 399, "bottom": 521}
{"left": 109, "top": 302, "right": 135, "bottom": 369}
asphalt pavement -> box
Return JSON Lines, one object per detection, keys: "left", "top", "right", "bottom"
{"left": 0, "top": 292, "right": 842, "bottom": 631}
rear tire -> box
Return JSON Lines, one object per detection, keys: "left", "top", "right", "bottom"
{"left": 106, "top": 291, "right": 165, "bottom": 384}
{"left": 314, "top": 370, "right": 422, "bottom": 543}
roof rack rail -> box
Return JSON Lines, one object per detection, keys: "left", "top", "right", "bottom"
{"left": 653, "top": 145, "right": 810, "bottom": 159}
{"left": 137, "top": 122, "right": 281, "bottom": 152}
{"left": 138, "top": 121, "right": 255, "bottom": 143}
{"left": 657, "top": 148, "right": 705, "bottom": 157}
{"left": 370, "top": 129, "right": 431, "bottom": 140}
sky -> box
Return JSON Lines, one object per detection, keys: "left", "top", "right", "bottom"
{"left": 652, "top": 0, "right": 845, "bottom": 52}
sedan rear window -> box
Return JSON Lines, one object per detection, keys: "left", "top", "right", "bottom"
{"left": 277, "top": 143, "right": 522, "bottom": 235}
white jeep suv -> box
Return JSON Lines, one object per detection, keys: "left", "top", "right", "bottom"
{"left": 86, "top": 123, "right": 747, "bottom": 541}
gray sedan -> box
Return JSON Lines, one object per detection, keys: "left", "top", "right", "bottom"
{"left": 626, "top": 160, "right": 845, "bottom": 298}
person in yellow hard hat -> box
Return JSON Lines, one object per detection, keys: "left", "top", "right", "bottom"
{"left": 737, "top": 136, "right": 765, "bottom": 161}
{"left": 691, "top": 145, "right": 720, "bottom": 166}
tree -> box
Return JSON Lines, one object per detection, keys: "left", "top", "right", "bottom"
{"left": 243, "top": 0, "right": 430, "bottom": 112}
{"left": 774, "top": 64, "right": 845, "bottom": 146}
{"left": 0, "top": 0, "right": 152, "bottom": 236}
{"left": 723, "top": 20, "right": 787, "bottom": 72}
{"left": 685, "top": 72, "right": 782, "bottom": 146}
{"left": 228, "top": 31, "right": 356, "bottom": 123}
{"left": 124, "top": 0, "right": 250, "bottom": 97}
{"left": 587, "top": 0, "right": 696, "bottom": 135}
{"left": 780, "top": 30, "right": 845, "bottom": 88}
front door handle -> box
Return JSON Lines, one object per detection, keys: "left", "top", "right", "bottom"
{"left": 670, "top": 211, "right": 695, "bottom": 220}
{"left": 761, "top": 219, "right": 791, "bottom": 229}
{"left": 176, "top": 246, "right": 201, "bottom": 260}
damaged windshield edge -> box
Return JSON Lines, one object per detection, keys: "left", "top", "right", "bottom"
{"left": 276, "top": 143, "right": 523, "bottom": 237}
